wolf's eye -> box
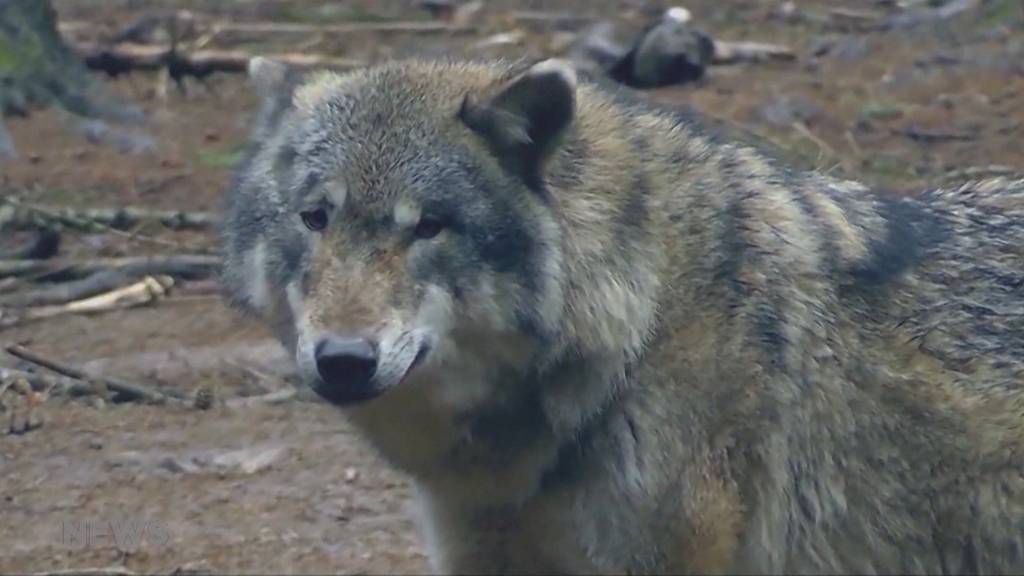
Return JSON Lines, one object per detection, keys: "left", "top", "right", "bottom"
{"left": 413, "top": 215, "right": 445, "bottom": 240}
{"left": 300, "top": 207, "right": 328, "bottom": 232}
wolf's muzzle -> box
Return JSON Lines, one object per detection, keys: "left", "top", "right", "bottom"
{"left": 312, "top": 335, "right": 380, "bottom": 405}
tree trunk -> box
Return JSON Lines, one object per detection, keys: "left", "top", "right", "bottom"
{"left": 0, "top": 0, "right": 141, "bottom": 157}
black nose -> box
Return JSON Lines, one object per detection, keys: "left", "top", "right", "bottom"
{"left": 312, "top": 335, "right": 379, "bottom": 405}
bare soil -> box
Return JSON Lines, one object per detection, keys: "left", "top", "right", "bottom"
{"left": 1, "top": 1, "right": 1022, "bottom": 573}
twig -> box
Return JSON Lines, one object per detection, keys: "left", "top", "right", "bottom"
{"left": 894, "top": 127, "right": 977, "bottom": 143}
{"left": 0, "top": 365, "right": 100, "bottom": 400}
{"left": 1, "top": 269, "right": 159, "bottom": 307}
{"left": 74, "top": 42, "right": 365, "bottom": 80}
{"left": 225, "top": 388, "right": 297, "bottom": 409}
{"left": 0, "top": 198, "right": 218, "bottom": 231}
{"left": 0, "top": 275, "right": 175, "bottom": 329}
{"left": 0, "top": 197, "right": 212, "bottom": 252}
{"left": 6, "top": 344, "right": 176, "bottom": 404}
{"left": 206, "top": 20, "right": 473, "bottom": 35}
{"left": 711, "top": 40, "right": 796, "bottom": 65}
{"left": 0, "top": 255, "right": 218, "bottom": 306}
{"left": 509, "top": 10, "right": 595, "bottom": 28}
{"left": 25, "top": 567, "right": 136, "bottom": 576}
{"left": 0, "top": 254, "right": 219, "bottom": 281}
{"left": 791, "top": 120, "right": 837, "bottom": 164}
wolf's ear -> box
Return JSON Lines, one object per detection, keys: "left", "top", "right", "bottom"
{"left": 248, "top": 56, "right": 290, "bottom": 96}
{"left": 459, "top": 59, "right": 577, "bottom": 192}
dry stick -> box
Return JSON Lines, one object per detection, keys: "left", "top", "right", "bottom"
{"left": 0, "top": 269, "right": 151, "bottom": 307}
{"left": 0, "top": 198, "right": 212, "bottom": 253}
{"left": 206, "top": 20, "right": 474, "bottom": 35}
{"left": 0, "top": 256, "right": 218, "bottom": 306}
{"left": 0, "top": 200, "right": 218, "bottom": 231}
{"left": 791, "top": 120, "right": 837, "bottom": 166}
{"left": 1, "top": 365, "right": 102, "bottom": 399}
{"left": 712, "top": 40, "right": 796, "bottom": 64}
{"left": 0, "top": 275, "right": 175, "bottom": 329}
{"left": 225, "top": 388, "right": 297, "bottom": 409}
{"left": 74, "top": 41, "right": 365, "bottom": 77}
{"left": 25, "top": 567, "right": 137, "bottom": 576}
{"left": 0, "top": 254, "right": 219, "bottom": 281}
{"left": 5, "top": 344, "right": 177, "bottom": 404}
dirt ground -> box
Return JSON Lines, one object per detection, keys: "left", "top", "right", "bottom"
{"left": 1, "top": 1, "right": 1022, "bottom": 574}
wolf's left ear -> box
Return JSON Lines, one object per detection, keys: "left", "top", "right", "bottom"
{"left": 459, "top": 59, "right": 577, "bottom": 192}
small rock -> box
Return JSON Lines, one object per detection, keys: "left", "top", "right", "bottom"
{"left": 344, "top": 467, "right": 359, "bottom": 483}
{"left": 87, "top": 438, "right": 104, "bottom": 450}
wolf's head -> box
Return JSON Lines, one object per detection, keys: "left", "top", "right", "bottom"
{"left": 222, "top": 58, "right": 582, "bottom": 445}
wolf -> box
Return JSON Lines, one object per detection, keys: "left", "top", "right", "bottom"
{"left": 220, "top": 55, "right": 1024, "bottom": 574}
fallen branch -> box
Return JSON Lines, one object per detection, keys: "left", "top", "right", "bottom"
{"left": 1, "top": 269, "right": 165, "bottom": 307}
{"left": 74, "top": 42, "right": 364, "bottom": 80}
{"left": 0, "top": 199, "right": 218, "bottom": 232}
{"left": 225, "top": 387, "right": 297, "bottom": 409}
{"left": 0, "top": 275, "right": 174, "bottom": 328}
{"left": 712, "top": 40, "right": 796, "bottom": 64}
{"left": 0, "top": 365, "right": 94, "bottom": 398}
{"left": 0, "top": 255, "right": 218, "bottom": 306}
{"left": 894, "top": 126, "right": 977, "bottom": 143}
{"left": 509, "top": 10, "right": 595, "bottom": 28}
{"left": 6, "top": 344, "right": 176, "bottom": 404}
{"left": 0, "top": 254, "right": 219, "bottom": 281}
{"left": 25, "top": 566, "right": 137, "bottom": 576}
{"left": 205, "top": 20, "right": 473, "bottom": 35}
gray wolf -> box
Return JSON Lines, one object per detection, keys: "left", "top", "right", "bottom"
{"left": 220, "top": 56, "right": 1024, "bottom": 574}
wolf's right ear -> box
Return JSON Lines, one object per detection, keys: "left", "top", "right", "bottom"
{"left": 459, "top": 59, "right": 577, "bottom": 192}
{"left": 248, "top": 56, "right": 290, "bottom": 97}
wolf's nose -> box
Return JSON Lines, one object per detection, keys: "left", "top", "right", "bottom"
{"left": 312, "top": 335, "right": 379, "bottom": 405}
